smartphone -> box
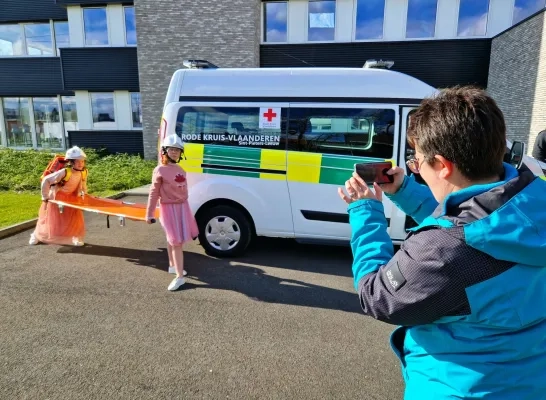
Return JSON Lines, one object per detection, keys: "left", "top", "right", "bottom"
{"left": 354, "top": 161, "right": 394, "bottom": 185}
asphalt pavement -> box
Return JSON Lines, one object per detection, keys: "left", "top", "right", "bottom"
{"left": 0, "top": 195, "right": 404, "bottom": 400}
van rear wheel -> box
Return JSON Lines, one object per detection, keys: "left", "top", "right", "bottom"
{"left": 197, "top": 205, "right": 252, "bottom": 258}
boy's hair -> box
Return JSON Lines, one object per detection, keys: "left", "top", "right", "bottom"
{"left": 407, "top": 86, "right": 506, "bottom": 181}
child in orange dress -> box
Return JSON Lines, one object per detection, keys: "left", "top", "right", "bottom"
{"left": 146, "top": 134, "right": 199, "bottom": 291}
{"left": 29, "top": 146, "right": 88, "bottom": 246}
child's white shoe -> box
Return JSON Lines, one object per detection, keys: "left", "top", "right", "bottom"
{"left": 29, "top": 234, "right": 39, "bottom": 245}
{"left": 168, "top": 277, "right": 186, "bottom": 291}
{"left": 72, "top": 237, "right": 84, "bottom": 246}
{"left": 169, "top": 266, "right": 187, "bottom": 276}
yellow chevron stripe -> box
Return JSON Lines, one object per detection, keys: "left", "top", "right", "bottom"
{"left": 540, "top": 175, "right": 546, "bottom": 181}
{"left": 180, "top": 143, "right": 204, "bottom": 173}
{"left": 259, "top": 149, "right": 286, "bottom": 181}
{"left": 287, "top": 152, "right": 322, "bottom": 183}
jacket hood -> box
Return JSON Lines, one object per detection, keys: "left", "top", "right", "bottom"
{"left": 435, "top": 163, "right": 546, "bottom": 268}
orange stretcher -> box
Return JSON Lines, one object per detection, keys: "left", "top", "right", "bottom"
{"left": 49, "top": 194, "right": 159, "bottom": 227}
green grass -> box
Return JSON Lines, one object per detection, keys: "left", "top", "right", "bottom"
{"left": 0, "top": 147, "right": 156, "bottom": 229}
{"left": 0, "top": 192, "right": 42, "bottom": 228}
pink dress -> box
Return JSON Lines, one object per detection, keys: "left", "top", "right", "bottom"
{"left": 33, "top": 169, "right": 86, "bottom": 245}
{"left": 146, "top": 163, "right": 198, "bottom": 247}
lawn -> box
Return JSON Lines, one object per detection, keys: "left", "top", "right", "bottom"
{"left": 0, "top": 192, "right": 42, "bottom": 228}
{"left": 0, "top": 148, "right": 156, "bottom": 230}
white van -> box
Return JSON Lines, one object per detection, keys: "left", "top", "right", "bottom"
{"left": 158, "top": 61, "right": 545, "bottom": 257}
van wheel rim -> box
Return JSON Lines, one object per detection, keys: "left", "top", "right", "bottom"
{"left": 205, "top": 216, "right": 241, "bottom": 251}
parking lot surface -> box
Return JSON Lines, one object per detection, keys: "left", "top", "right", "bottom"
{"left": 0, "top": 196, "right": 404, "bottom": 399}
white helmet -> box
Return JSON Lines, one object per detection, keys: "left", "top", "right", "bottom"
{"left": 65, "top": 146, "right": 86, "bottom": 160}
{"left": 162, "top": 134, "right": 184, "bottom": 150}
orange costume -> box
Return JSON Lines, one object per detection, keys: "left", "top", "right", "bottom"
{"left": 30, "top": 147, "right": 88, "bottom": 246}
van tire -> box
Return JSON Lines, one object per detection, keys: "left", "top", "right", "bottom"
{"left": 197, "top": 205, "right": 252, "bottom": 258}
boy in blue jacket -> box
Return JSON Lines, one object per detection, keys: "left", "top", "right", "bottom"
{"left": 339, "top": 86, "right": 546, "bottom": 399}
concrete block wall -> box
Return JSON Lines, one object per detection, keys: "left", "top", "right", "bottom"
{"left": 134, "top": 0, "right": 261, "bottom": 159}
{"left": 488, "top": 11, "right": 546, "bottom": 154}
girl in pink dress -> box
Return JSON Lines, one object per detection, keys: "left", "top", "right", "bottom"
{"left": 30, "top": 146, "right": 88, "bottom": 246}
{"left": 146, "top": 134, "right": 199, "bottom": 291}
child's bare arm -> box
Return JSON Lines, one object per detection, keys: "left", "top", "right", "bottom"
{"left": 40, "top": 169, "right": 67, "bottom": 200}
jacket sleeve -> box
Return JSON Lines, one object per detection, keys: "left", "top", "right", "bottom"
{"left": 347, "top": 199, "right": 394, "bottom": 290}
{"left": 356, "top": 227, "right": 476, "bottom": 327}
{"left": 146, "top": 167, "right": 161, "bottom": 219}
{"left": 385, "top": 175, "right": 438, "bottom": 225}
{"left": 40, "top": 169, "right": 67, "bottom": 200}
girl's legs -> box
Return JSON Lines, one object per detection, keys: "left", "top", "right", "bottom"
{"left": 168, "top": 243, "right": 174, "bottom": 269}
{"left": 167, "top": 244, "right": 185, "bottom": 291}
{"left": 172, "top": 244, "right": 184, "bottom": 277}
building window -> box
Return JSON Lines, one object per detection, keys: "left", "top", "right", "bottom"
{"left": 355, "top": 0, "right": 385, "bottom": 40}
{"left": 263, "top": 1, "right": 288, "bottom": 42}
{"left": 457, "top": 0, "right": 490, "bottom": 37}
{"left": 54, "top": 22, "right": 70, "bottom": 55}
{"left": 513, "top": 0, "right": 546, "bottom": 24}
{"left": 2, "top": 98, "right": 32, "bottom": 147}
{"left": 406, "top": 0, "right": 437, "bottom": 38}
{"left": 61, "top": 96, "right": 78, "bottom": 142}
{"left": 24, "top": 24, "right": 54, "bottom": 56}
{"left": 90, "top": 93, "right": 116, "bottom": 128}
{"left": 130, "top": 93, "right": 142, "bottom": 128}
{"left": 287, "top": 107, "right": 395, "bottom": 159}
{"left": 0, "top": 25, "right": 24, "bottom": 56}
{"left": 33, "top": 97, "right": 62, "bottom": 148}
{"left": 83, "top": 7, "right": 109, "bottom": 46}
{"left": 308, "top": 0, "right": 336, "bottom": 41}
{"left": 124, "top": 6, "right": 137, "bottom": 45}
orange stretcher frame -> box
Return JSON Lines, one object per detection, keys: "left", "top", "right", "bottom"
{"left": 49, "top": 195, "right": 159, "bottom": 226}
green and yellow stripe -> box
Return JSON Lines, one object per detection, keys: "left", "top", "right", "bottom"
{"left": 180, "top": 143, "right": 395, "bottom": 186}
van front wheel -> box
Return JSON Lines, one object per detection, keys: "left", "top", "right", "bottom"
{"left": 197, "top": 205, "right": 252, "bottom": 258}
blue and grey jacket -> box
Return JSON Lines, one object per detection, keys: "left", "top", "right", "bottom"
{"left": 348, "top": 163, "right": 546, "bottom": 399}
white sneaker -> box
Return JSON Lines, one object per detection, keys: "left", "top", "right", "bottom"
{"left": 168, "top": 277, "right": 186, "bottom": 291}
{"left": 29, "top": 234, "right": 39, "bottom": 245}
{"left": 168, "top": 266, "right": 187, "bottom": 276}
{"left": 72, "top": 237, "right": 84, "bottom": 246}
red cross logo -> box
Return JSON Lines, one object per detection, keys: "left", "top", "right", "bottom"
{"left": 263, "top": 108, "right": 277, "bottom": 122}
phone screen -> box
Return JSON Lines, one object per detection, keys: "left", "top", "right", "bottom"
{"left": 354, "top": 162, "right": 394, "bottom": 185}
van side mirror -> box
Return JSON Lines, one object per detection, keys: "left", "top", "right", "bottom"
{"left": 507, "top": 141, "right": 525, "bottom": 169}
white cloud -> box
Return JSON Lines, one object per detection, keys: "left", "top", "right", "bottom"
{"left": 458, "top": 12, "right": 488, "bottom": 36}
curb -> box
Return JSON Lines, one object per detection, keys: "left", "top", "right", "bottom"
{"left": 0, "top": 191, "right": 128, "bottom": 240}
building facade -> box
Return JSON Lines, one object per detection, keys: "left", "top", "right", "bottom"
{"left": 0, "top": 0, "right": 545, "bottom": 159}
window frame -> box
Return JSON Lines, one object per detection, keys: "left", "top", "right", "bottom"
{"left": 0, "top": 21, "right": 66, "bottom": 57}
{"left": 130, "top": 92, "right": 142, "bottom": 129}
{"left": 89, "top": 92, "right": 117, "bottom": 130}
{"left": 262, "top": 1, "right": 289, "bottom": 44}
{"left": 353, "top": 0, "right": 387, "bottom": 42}
{"left": 456, "top": 0, "right": 491, "bottom": 38}
{"left": 307, "top": 0, "right": 337, "bottom": 43}
{"left": 82, "top": 6, "right": 110, "bottom": 47}
{"left": 405, "top": 0, "right": 439, "bottom": 39}
{"left": 123, "top": 5, "right": 137, "bottom": 46}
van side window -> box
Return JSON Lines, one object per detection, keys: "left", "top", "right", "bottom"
{"left": 288, "top": 107, "right": 396, "bottom": 159}
{"left": 176, "top": 106, "right": 287, "bottom": 150}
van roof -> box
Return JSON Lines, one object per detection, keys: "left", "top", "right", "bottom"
{"left": 171, "top": 67, "right": 439, "bottom": 102}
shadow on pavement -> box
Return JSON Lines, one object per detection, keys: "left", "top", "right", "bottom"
{"left": 57, "top": 238, "right": 363, "bottom": 314}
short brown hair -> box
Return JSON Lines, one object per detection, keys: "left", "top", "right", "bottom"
{"left": 407, "top": 86, "right": 506, "bottom": 181}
